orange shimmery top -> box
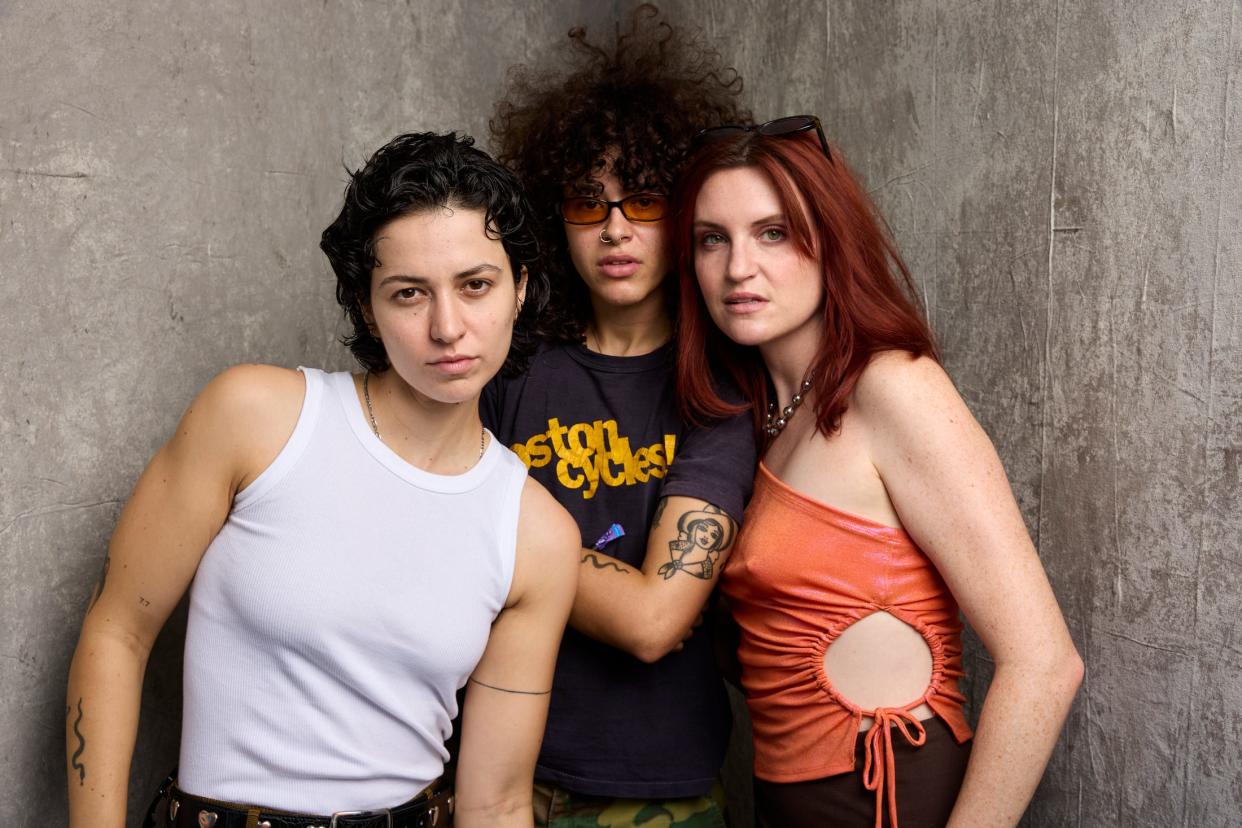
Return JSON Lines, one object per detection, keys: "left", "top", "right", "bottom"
{"left": 721, "top": 463, "right": 973, "bottom": 828}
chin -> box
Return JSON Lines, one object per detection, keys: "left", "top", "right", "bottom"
{"left": 395, "top": 364, "right": 489, "bottom": 406}
{"left": 727, "top": 331, "right": 774, "bottom": 348}
{"left": 590, "top": 273, "right": 663, "bottom": 306}
{"left": 600, "top": 289, "right": 642, "bottom": 308}
{"left": 710, "top": 316, "right": 773, "bottom": 348}
{"left": 423, "top": 380, "right": 485, "bottom": 406}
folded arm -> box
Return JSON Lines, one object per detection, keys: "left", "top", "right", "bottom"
{"left": 454, "top": 478, "right": 578, "bottom": 828}
{"left": 569, "top": 495, "right": 738, "bottom": 663}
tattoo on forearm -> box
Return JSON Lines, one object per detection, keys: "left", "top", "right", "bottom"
{"left": 656, "top": 504, "right": 735, "bottom": 581}
{"left": 70, "top": 697, "right": 86, "bottom": 784}
{"left": 86, "top": 554, "right": 110, "bottom": 612}
{"left": 581, "top": 552, "right": 631, "bottom": 574}
{"left": 468, "top": 677, "right": 551, "bottom": 695}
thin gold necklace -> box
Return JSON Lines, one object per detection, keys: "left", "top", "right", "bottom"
{"left": 363, "top": 372, "right": 486, "bottom": 460}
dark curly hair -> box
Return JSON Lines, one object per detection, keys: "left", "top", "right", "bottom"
{"left": 490, "top": 3, "right": 751, "bottom": 343}
{"left": 320, "top": 131, "right": 548, "bottom": 376}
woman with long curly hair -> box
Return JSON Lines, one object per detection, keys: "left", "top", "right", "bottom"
{"left": 674, "top": 122, "right": 1083, "bottom": 826}
{"left": 483, "top": 5, "right": 756, "bottom": 825}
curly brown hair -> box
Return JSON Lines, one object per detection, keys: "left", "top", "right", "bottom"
{"left": 490, "top": 3, "right": 751, "bottom": 344}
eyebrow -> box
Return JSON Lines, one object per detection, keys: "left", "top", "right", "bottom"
{"left": 693, "top": 213, "right": 786, "bottom": 230}
{"left": 565, "top": 179, "right": 660, "bottom": 197}
{"left": 565, "top": 181, "right": 602, "bottom": 197}
{"left": 376, "top": 263, "right": 503, "bottom": 288}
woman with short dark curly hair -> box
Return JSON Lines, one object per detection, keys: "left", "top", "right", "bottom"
{"left": 482, "top": 6, "right": 758, "bottom": 826}
{"left": 65, "top": 131, "right": 580, "bottom": 828}
{"left": 322, "top": 132, "right": 548, "bottom": 379}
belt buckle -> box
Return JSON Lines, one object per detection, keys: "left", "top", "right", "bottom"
{"left": 328, "top": 808, "right": 393, "bottom": 828}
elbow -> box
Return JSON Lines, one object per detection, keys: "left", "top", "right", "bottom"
{"left": 1046, "top": 635, "right": 1084, "bottom": 698}
{"left": 998, "top": 639, "right": 1084, "bottom": 702}
{"left": 1060, "top": 645, "right": 1085, "bottom": 696}
{"left": 632, "top": 639, "right": 673, "bottom": 665}
{"left": 630, "top": 622, "right": 692, "bottom": 665}
{"left": 74, "top": 615, "right": 155, "bottom": 669}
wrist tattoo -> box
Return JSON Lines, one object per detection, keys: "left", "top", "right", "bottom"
{"left": 468, "top": 677, "right": 551, "bottom": 695}
{"left": 656, "top": 504, "right": 735, "bottom": 581}
{"left": 70, "top": 697, "right": 86, "bottom": 784}
{"left": 581, "top": 552, "right": 631, "bottom": 574}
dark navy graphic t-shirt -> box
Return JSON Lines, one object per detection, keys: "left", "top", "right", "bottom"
{"left": 481, "top": 341, "right": 756, "bottom": 798}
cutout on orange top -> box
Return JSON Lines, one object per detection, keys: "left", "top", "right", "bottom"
{"left": 821, "top": 611, "right": 935, "bottom": 728}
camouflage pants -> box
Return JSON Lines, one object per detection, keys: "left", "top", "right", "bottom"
{"left": 533, "top": 781, "right": 729, "bottom": 828}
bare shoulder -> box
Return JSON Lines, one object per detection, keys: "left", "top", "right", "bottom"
{"left": 509, "top": 477, "right": 580, "bottom": 604}
{"left": 852, "top": 351, "right": 968, "bottom": 427}
{"left": 853, "top": 351, "right": 997, "bottom": 480}
{"left": 172, "top": 364, "right": 307, "bottom": 485}
{"left": 185, "top": 364, "right": 303, "bottom": 435}
{"left": 515, "top": 476, "right": 580, "bottom": 559}
{"left": 194, "top": 364, "right": 305, "bottom": 421}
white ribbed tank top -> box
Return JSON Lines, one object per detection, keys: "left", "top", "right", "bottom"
{"left": 178, "top": 368, "right": 527, "bottom": 813}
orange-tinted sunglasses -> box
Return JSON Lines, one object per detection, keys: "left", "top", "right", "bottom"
{"left": 560, "top": 193, "right": 669, "bottom": 225}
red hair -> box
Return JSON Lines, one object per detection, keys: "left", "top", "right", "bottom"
{"left": 673, "top": 130, "right": 938, "bottom": 443}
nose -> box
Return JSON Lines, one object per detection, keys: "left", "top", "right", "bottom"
{"left": 429, "top": 295, "right": 466, "bottom": 344}
{"left": 725, "top": 239, "right": 757, "bottom": 282}
{"left": 601, "top": 203, "right": 634, "bottom": 244}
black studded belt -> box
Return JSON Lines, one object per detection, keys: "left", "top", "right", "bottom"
{"left": 160, "top": 782, "right": 453, "bottom": 828}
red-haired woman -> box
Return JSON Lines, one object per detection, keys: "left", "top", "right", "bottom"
{"left": 673, "top": 119, "right": 1083, "bottom": 827}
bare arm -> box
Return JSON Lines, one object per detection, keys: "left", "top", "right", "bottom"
{"left": 454, "top": 478, "right": 578, "bottom": 828}
{"left": 568, "top": 495, "right": 738, "bottom": 663}
{"left": 860, "top": 354, "right": 1083, "bottom": 827}
{"left": 65, "top": 365, "right": 303, "bottom": 828}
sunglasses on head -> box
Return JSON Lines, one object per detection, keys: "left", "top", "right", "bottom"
{"left": 694, "top": 115, "right": 831, "bottom": 161}
{"left": 560, "top": 192, "right": 669, "bottom": 225}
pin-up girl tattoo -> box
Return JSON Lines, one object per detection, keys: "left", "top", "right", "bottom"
{"left": 657, "top": 504, "right": 735, "bottom": 580}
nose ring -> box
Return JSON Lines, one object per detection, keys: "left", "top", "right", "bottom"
{"left": 600, "top": 228, "right": 615, "bottom": 244}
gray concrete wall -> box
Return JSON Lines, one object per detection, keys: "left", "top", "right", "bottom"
{"left": 3, "top": 1, "right": 1238, "bottom": 825}
{"left": 656, "top": 0, "right": 1240, "bottom": 824}
{"left": 0, "top": 1, "right": 608, "bottom": 823}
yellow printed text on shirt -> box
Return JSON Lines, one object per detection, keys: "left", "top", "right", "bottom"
{"left": 509, "top": 417, "right": 677, "bottom": 499}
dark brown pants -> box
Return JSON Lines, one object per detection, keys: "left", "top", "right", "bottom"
{"left": 753, "top": 717, "right": 971, "bottom": 828}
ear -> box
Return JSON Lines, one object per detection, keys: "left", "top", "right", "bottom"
{"left": 514, "top": 265, "right": 529, "bottom": 316}
{"left": 362, "top": 303, "right": 380, "bottom": 338}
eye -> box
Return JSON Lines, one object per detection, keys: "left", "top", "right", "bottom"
{"left": 633, "top": 196, "right": 655, "bottom": 208}
{"left": 761, "top": 227, "right": 787, "bottom": 242}
{"left": 699, "top": 232, "right": 726, "bottom": 248}
{"left": 394, "top": 286, "right": 426, "bottom": 301}
{"left": 462, "top": 279, "right": 492, "bottom": 295}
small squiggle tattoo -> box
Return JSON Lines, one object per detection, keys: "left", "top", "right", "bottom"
{"left": 70, "top": 698, "right": 85, "bottom": 784}
{"left": 581, "top": 553, "right": 629, "bottom": 574}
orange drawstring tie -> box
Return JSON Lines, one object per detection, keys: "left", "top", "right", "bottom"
{"left": 862, "top": 707, "right": 927, "bottom": 828}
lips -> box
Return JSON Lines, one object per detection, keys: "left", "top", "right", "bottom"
{"left": 429, "top": 355, "right": 478, "bottom": 375}
{"left": 722, "top": 292, "right": 768, "bottom": 314}
{"left": 598, "top": 254, "right": 641, "bottom": 278}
